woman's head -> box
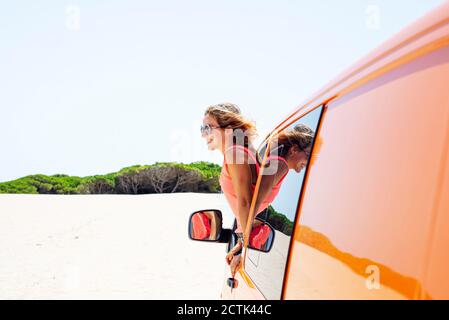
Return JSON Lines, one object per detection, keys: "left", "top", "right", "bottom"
{"left": 202, "top": 103, "right": 256, "bottom": 152}
{"left": 273, "top": 124, "right": 315, "bottom": 173}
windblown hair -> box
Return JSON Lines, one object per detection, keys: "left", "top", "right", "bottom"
{"left": 272, "top": 124, "right": 315, "bottom": 158}
{"left": 204, "top": 103, "right": 257, "bottom": 146}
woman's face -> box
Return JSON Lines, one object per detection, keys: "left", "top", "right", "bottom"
{"left": 202, "top": 114, "right": 224, "bottom": 151}
{"left": 286, "top": 145, "right": 311, "bottom": 173}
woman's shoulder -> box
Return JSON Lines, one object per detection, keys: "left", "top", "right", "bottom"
{"left": 261, "top": 155, "right": 289, "bottom": 181}
{"left": 265, "top": 154, "right": 289, "bottom": 166}
{"left": 224, "top": 144, "right": 258, "bottom": 166}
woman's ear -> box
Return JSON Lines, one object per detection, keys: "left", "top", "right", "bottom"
{"left": 288, "top": 144, "right": 299, "bottom": 156}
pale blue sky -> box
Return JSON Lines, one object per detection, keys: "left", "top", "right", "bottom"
{"left": 0, "top": 0, "right": 445, "bottom": 182}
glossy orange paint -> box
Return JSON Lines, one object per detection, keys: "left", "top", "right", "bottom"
{"left": 281, "top": 2, "right": 449, "bottom": 299}
{"left": 216, "top": 1, "right": 449, "bottom": 300}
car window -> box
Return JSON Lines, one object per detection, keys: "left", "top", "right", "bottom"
{"left": 245, "top": 106, "right": 324, "bottom": 300}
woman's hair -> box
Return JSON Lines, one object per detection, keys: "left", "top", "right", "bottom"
{"left": 204, "top": 103, "right": 257, "bottom": 146}
{"left": 272, "top": 123, "right": 315, "bottom": 158}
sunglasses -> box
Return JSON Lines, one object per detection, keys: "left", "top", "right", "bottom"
{"left": 200, "top": 124, "right": 221, "bottom": 136}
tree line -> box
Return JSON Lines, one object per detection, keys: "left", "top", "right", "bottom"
{"left": 264, "top": 206, "right": 294, "bottom": 236}
{"left": 0, "top": 162, "right": 221, "bottom": 195}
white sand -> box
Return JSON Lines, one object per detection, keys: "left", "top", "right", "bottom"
{"left": 0, "top": 193, "right": 235, "bottom": 300}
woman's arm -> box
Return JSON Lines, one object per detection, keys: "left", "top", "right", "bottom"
{"left": 253, "top": 160, "right": 289, "bottom": 214}
{"left": 226, "top": 150, "right": 254, "bottom": 235}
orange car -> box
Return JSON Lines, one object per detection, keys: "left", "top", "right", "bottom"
{"left": 188, "top": 1, "right": 449, "bottom": 300}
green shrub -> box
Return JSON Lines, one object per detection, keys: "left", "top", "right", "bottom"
{"left": 0, "top": 162, "right": 222, "bottom": 195}
{"left": 264, "top": 205, "right": 294, "bottom": 236}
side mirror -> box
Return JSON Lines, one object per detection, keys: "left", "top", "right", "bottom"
{"left": 188, "top": 210, "right": 230, "bottom": 242}
{"left": 248, "top": 218, "right": 276, "bottom": 253}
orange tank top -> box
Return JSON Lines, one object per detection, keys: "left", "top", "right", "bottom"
{"left": 219, "top": 145, "right": 288, "bottom": 233}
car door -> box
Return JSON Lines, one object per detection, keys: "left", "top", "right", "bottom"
{"left": 284, "top": 42, "right": 449, "bottom": 300}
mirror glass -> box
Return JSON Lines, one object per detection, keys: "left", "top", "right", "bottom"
{"left": 188, "top": 210, "right": 223, "bottom": 241}
{"left": 248, "top": 218, "right": 275, "bottom": 253}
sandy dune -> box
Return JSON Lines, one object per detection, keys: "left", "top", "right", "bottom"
{"left": 0, "top": 193, "right": 235, "bottom": 299}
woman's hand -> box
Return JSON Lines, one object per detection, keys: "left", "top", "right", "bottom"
{"left": 225, "top": 240, "right": 243, "bottom": 265}
{"left": 229, "top": 254, "right": 242, "bottom": 278}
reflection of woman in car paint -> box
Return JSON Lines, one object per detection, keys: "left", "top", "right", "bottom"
{"left": 253, "top": 124, "right": 315, "bottom": 216}
{"left": 227, "top": 124, "right": 315, "bottom": 276}
{"left": 239, "top": 125, "right": 314, "bottom": 258}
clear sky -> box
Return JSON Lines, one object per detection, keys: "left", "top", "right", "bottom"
{"left": 0, "top": 0, "right": 445, "bottom": 182}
